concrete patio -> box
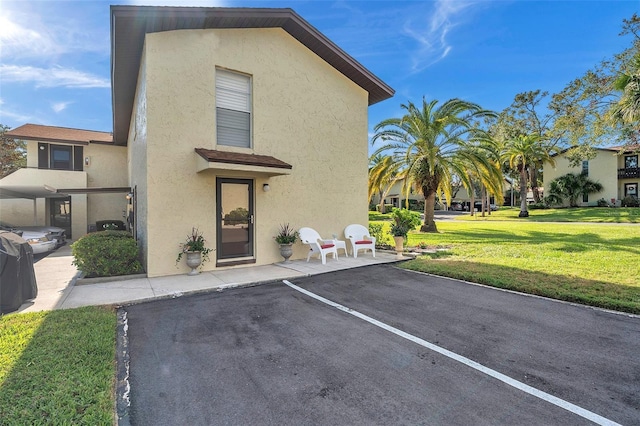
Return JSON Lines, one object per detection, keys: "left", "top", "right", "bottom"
{"left": 17, "top": 244, "right": 405, "bottom": 312}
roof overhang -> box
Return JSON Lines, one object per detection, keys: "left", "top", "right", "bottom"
{"left": 111, "top": 6, "right": 395, "bottom": 146}
{"left": 0, "top": 185, "right": 131, "bottom": 200}
{"left": 0, "top": 186, "right": 67, "bottom": 200}
{"left": 195, "top": 148, "right": 292, "bottom": 176}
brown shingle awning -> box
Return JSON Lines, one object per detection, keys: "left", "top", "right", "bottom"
{"left": 195, "top": 148, "right": 292, "bottom": 176}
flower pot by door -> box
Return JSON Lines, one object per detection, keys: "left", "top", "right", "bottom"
{"left": 393, "top": 236, "right": 404, "bottom": 257}
{"left": 185, "top": 251, "right": 202, "bottom": 275}
{"left": 279, "top": 243, "right": 293, "bottom": 263}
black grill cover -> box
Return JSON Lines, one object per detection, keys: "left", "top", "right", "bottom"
{"left": 0, "top": 231, "right": 38, "bottom": 314}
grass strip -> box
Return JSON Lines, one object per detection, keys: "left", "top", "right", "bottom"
{"left": 0, "top": 306, "right": 116, "bottom": 425}
{"left": 369, "top": 220, "right": 640, "bottom": 314}
{"left": 456, "top": 207, "right": 640, "bottom": 223}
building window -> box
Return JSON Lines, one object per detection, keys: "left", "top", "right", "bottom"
{"left": 38, "top": 142, "right": 83, "bottom": 171}
{"left": 625, "top": 183, "right": 638, "bottom": 198}
{"left": 50, "top": 145, "right": 72, "bottom": 170}
{"left": 625, "top": 155, "right": 638, "bottom": 169}
{"left": 581, "top": 160, "right": 589, "bottom": 176}
{"left": 216, "top": 69, "right": 251, "bottom": 148}
{"left": 583, "top": 193, "right": 588, "bottom": 203}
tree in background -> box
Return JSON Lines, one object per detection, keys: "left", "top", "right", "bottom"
{"left": 0, "top": 124, "right": 26, "bottom": 178}
{"left": 551, "top": 13, "right": 640, "bottom": 150}
{"left": 368, "top": 153, "right": 404, "bottom": 214}
{"left": 545, "top": 173, "right": 604, "bottom": 208}
{"left": 501, "top": 134, "right": 557, "bottom": 217}
{"left": 492, "top": 90, "right": 577, "bottom": 203}
{"left": 372, "top": 97, "right": 498, "bottom": 232}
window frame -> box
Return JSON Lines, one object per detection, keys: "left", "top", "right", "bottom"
{"left": 50, "top": 145, "right": 73, "bottom": 170}
{"left": 215, "top": 68, "right": 252, "bottom": 149}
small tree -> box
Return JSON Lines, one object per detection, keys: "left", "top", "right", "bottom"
{"left": 545, "top": 173, "right": 604, "bottom": 207}
{"left": 0, "top": 124, "right": 26, "bottom": 178}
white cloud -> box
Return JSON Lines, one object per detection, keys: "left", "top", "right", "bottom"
{"left": 404, "top": 0, "right": 478, "bottom": 72}
{"left": 0, "top": 65, "right": 110, "bottom": 88}
{"left": 51, "top": 101, "right": 73, "bottom": 113}
{"left": 0, "top": 107, "right": 33, "bottom": 124}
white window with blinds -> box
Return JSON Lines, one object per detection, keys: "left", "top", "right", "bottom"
{"left": 216, "top": 69, "right": 251, "bottom": 148}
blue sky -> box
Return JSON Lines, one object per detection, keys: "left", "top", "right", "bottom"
{"left": 1, "top": 0, "right": 639, "bottom": 149}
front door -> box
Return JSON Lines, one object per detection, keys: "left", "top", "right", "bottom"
{"left": 50, "top": 197, "right": 71, "bottom": 239}
{"left": 216, "top": 178, "right": 254, "bottom": 262}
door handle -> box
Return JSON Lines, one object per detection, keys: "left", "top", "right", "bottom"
{"left": 250, "top": 214, "right": 254, "bottom": 224}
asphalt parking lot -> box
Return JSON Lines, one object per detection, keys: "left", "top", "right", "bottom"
{"left": 122, "top": 265, "right": 639, "bottom": 426}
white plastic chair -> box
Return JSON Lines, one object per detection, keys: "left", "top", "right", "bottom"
{"left": 344, "top": 224, "right": 376, "bottom": 258}
{"left": 299, "top": 227, "right": 338, "bottom": 264}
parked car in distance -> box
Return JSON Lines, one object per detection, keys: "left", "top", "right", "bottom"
{"left": 0, "top": 222, "right": 66, "bottom": 247}
{"left": 449, "top": 202, "right": 464, "bottom": 211}
{"left": 20, "top": 231, "right": 57, "bottom": 255}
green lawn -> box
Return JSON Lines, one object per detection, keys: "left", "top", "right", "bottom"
{"left": 0, "top": 307, "right": 116, "bottom": 425}
{"left": 457, "top": 207, "right": 640, "bottom": 223}
{"left": 382, "top": 220, "right": 640, "bottom": 313}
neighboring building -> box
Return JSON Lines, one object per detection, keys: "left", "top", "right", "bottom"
{"left": 371, "top": 178, "right": 509, "bottom": 211}
{"left": 0, "top": 124, "right": 128, "bottom": 239}
{"left": 543, "top": 146, "right": 639, "bottom": 206}
{"left": 1, "top": 6, "right": 394, "bottom": 277}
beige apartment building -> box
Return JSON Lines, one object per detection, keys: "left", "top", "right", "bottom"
{"left": 1, "top": 6, "right": 394, "bottom": 277}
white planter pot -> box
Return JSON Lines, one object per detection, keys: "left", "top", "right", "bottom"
{"left": 393, "top": 236, "right": 404, "bottom": 257}
{"left": 185, "top": 251, "right": 202, "bottom": 275}
{"left": 279, "top": 243, "right": 293, "bottom": 263}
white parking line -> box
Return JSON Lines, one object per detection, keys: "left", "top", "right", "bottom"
{"left": 283, "top": 280, "right": 621, "bottom": 426}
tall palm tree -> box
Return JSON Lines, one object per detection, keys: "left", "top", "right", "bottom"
{"left": 372, "top": 98, "right": 497, "bottom": 232}
{"left": 501, "top": 134, "right": 556, "bottom": 217}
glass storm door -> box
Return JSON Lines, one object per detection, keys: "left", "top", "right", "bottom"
{"left": 216, "top": 178, "right": 254, "bottom": 261}
{"left": 50, "top": 197, "right": 71, "bottom": 239}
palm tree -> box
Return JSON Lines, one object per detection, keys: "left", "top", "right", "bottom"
{"left": 368, "top": 153, "right": 403, "bottom": 213}
{"left": 610, "top": 53, "right": 640, "bottom": 125}
{"left": 372, "top": 98, "right": 497, "bottom": 232}
{"left": 546, "top": 173, "right": 604, "bottom": 207}
{"left": 501, "top": 134, "right": 557, "bottom": 217}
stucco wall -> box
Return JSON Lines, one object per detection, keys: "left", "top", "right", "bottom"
{"left": 128, "top": 51, "right": 149, "bottom": 269}
{"left": 86, "top": 144, "right": 129, "bottom": 227}
{"left": 138, "top": 28, "right": 369, "bottom": 277}
{"left": 543, "top": 150, "right": 617, "bottom": 206}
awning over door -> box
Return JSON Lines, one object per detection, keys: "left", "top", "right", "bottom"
{"left": 195, "top": 148, "right": 292, "bottom": 176}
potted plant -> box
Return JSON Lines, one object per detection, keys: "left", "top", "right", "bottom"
{"left": 176, "top": 227, "right": 213, "bottom": 275}
{"left": 391, "top": 224, "right": 408, "bottom": 256}
{"left": 275, "top": 223, "right": 298, "bottom": 262}
{"left": 389, "top": 208, "right": 421, "bottom": 257}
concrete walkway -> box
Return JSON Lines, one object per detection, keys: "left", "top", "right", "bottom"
{"left": 16, "top": 245, "right": 404, "bottom": 312}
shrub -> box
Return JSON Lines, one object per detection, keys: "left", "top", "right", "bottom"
{"left": 71, "top": 231, "right": 143, "bottom": 277}
{"left": 621, "top": 196, "right": 640, "bottom": 207}
{"left": 529, "top": 202, "right": 548, "bottom": 210}
{"left": 597, "top": 198, "right": 609, "bottom": 207}
{"left": 368, "top": 223, "right": 393, "bottom": 247}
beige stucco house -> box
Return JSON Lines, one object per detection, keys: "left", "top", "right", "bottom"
{"left": 543, "top": 146, "right": 639, "bottom": 206}
{"left": 1, "top": 6, "right": 393, "bottom": 278}
{"left": 0, "top": 124, "right": 128, "bottom": 240}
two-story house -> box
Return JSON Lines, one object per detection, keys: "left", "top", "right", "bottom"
{"left": 543, "top": 146, "right": 639, "bottom": 206}
{"left": 1, "top": 6, "right": 394, "bottom": 278}
{"left": 0, "top": 124, "right": 128, "bottom": 239}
